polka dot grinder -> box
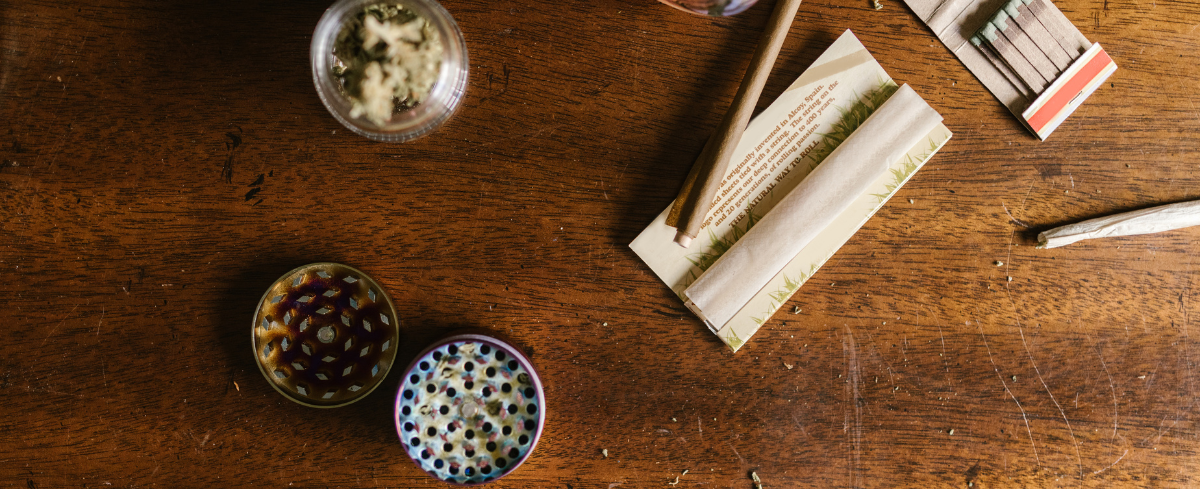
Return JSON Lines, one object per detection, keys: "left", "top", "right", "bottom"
{"left": 395, "top": 334, "right": 546, "bottom": 484}
{"left": 251, "top": 263, "right": 401, "bottom": 408}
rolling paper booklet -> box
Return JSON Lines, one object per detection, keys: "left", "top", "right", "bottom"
{"left": 630, "top": 30, "right": 953, "bottom": 352}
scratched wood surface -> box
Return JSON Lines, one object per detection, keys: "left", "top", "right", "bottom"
{"left": 3, "top": 0, "right": 1200, "bottom": 486}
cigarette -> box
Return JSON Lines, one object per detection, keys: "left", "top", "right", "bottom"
{"left": 1038, "top": 200, "right": 1200, "bottom": 249}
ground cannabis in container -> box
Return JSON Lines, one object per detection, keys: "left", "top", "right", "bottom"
{"left": 332, "top": 4, "right": 443, "bottom": 126}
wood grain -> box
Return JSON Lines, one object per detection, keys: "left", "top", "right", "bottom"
{"left": 2, "top": 0, "right": 1200, "bottom": 487}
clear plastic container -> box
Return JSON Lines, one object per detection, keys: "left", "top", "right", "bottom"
{"left": 311, "top": 0, "right": 468, "bottom": 142}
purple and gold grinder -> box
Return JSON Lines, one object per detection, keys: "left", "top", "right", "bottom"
{"left": 251, "top": 263, "right": 400, "bottom": 408}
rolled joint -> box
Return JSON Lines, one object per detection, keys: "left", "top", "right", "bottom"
{"left": 673, "top": 231, "right": 694, "bottom": 248}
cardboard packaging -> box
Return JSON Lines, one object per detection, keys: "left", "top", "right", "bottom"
{"left": 904, "top": 0, "right": 1117, "bottom": 139}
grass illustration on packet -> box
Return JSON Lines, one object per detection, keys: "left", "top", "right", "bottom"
{"left": 684, "top": 80, "right": 896, "bottom": 294}
{"left": 631, "top": 30, "right": 952, "bottom": 352}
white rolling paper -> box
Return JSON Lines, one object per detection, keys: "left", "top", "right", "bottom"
{"left": 1038, "top": 200, "right": 1200, "bottom": 249}
{"left": 683, "top": 84, "right": 943, "bottom": 327}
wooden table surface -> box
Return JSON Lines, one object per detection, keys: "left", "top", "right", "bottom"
{"left": 4, "top": 0, "right": 1200, "bottom": 486}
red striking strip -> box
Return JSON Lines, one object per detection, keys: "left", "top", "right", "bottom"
{"left": 1027, "top": 49, "right": 1114, "bottom": 133}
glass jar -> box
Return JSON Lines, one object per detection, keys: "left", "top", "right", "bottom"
{"left": 657, "top": 0, "right": 758, "bottom": 16}
{"left": 311, "top": 0, "right": 469, "bottom": 142}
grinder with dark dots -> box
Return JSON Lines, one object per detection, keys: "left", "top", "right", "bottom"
{"left": 395, "top": 334, "right": 545, "bottom": 484}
